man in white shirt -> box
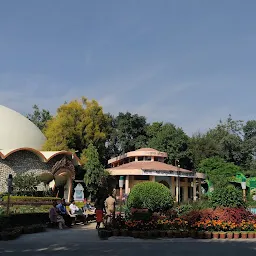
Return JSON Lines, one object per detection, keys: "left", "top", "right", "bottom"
{"left": 69, "top": 200, "right": 79, "bottom": 215}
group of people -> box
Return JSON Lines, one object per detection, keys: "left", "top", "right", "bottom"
{"left": 49, "top": 198, "right": 95, "bottom": 229}
{"left": 94, "top": 193, "right": 116, "bottom": 229}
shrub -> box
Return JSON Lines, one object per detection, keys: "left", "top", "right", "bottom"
{"left": 209, "top": 186, "right": 245, "bottom": 208}
{"left": 127, "top": 182, "right": 174, "bottom": 212}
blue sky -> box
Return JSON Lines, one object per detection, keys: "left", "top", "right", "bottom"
{"left": 1, "top": 0, "right": 256, "bottom": 135}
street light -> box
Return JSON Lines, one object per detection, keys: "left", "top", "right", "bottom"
{"left": 7, "top": 174, "right": 13, "bottom": 215}
{"left": 241, "top": 178, "right": 246, "bottom": 202}
{"left": 119, "top": 176, "right": 124, "bottom": 215}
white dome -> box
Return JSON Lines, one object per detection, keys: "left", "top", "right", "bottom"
{"left": 0, "top": 105, "right": 46, "bottom": 150}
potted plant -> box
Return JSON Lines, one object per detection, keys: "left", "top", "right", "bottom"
{"left": 159, "top": 230, "right": 166, "bottom": 238}
{"left": 204, "top": 231, "right": 212, "bottom": 239}
{"left": 233, "top": 231, "right": 240, "bottom": 239}
{"left": 197, "top": 231, "right": 205, "bottom": 239}
{"left": 248, "top": 231, "right": 254, "bottom": 239}
{"left": 132, "top": 230, "right": 140, "bottom": 238}
{"left": 167, "top": 230, "right": 174, "bottom": 238}
{"left": 120, "top": 229, "right": 128, "bottom": 236}
{"left": 98, "top": 228, "right": 111, "bottom": 240}
{"left": 190, "top": 230, "right": 198, "bottom": 239}
{"left": 219, "top": 232, "right": 226, "bottom": 239}
{"left": 212, "top": 231, "right": 219, "bottom": 239}
{"left": 226, "top": 232, "right": 233, "bottom": 239}
{"left": 112, "top": 229, "right": 120, "bottom": 236}
{"left": 241, "top": 231, "right": 248, "bottom": 239}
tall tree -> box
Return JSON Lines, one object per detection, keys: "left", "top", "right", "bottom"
{"left": 83, "top": 143, "right": 105, "bottom": 198}
{"left": 26, "top": 104, "right": 52, "bottom": 131}
{"left": 198, "top": 157, "right": 241, "bottom": 188}
{"left": 147, "top": 122, "right": 191, "bottom": 168}
{"left": 113, "top": 112, "right": 148, "bottom": 154}
{"left": 42, "top": 97, "right": 110, "bottom": 162}
{"left": 188, "top": 132, "right": 218, "bottom": 170}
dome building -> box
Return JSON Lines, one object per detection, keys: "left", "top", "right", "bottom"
{"left": 107, "top": 148, "right": 205, "bottom": 203}
{"left": 0, "top": 105, "right": 80, "bottom": 201}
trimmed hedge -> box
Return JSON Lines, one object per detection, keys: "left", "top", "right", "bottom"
{"left": 127, "top": 182, "right": 174, "bottom": 212}
{"left": 0, "top": 213, "right": 49, "bottom": 231}
{"left": 2, "top": 196, "right": 60, "bottom": 203}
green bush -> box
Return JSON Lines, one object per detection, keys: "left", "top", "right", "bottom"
{"left": 127, "top": 182, "right": 174, "bottom": 212}
{"left": 209, "top": 186, "right": 245, "bottom": 208}
{"left": 0, "top": 213, "right": 49, "bottom": 231}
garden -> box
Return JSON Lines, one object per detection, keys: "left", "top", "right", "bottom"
{"left": 98, "top": 181, "right": 256, "bottom": 240}
{"left": 0, "top": 195, "right": 57, "bottom": 240}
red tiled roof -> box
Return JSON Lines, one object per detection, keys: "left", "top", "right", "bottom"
{"left": 108, "top": 161, "right": 191, "bottom": 173}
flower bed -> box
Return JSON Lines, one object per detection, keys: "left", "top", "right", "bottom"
{"left": 100, "top": 207, "right": 256, "bottom": 240}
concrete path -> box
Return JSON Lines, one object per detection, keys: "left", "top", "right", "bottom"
{"left": 0, "top": 224, "right": 256, "bottom": 255}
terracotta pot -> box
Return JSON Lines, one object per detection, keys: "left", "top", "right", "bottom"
{"left": 241, "top": 232, "right": 248, "bottom": 239}
{"left": 132, "top": 231, "right": 140, "bottom": 238}
{"left": 167, "top": 230, "right": 174, "bottom": 238}
{"left": 160, "top": 231, "right": 166, "bottom": 238}
{"left": 140, "top": 231, "right": 147, "bottom": 239}
{"left": 190, "top": 231, "right": 198, "bottom": 239}
{"left": 198, "top": 232, "right": 205, "bottom": 239}
{"left": 204, "top": 231, "right": 212, "bottom": 239}
{"left": 212, "top": 232, "right": 219, "bottom": 239}
{"left": 153, "top": 230, "right": 159, "bottom": 238}
{"left": 233, "top": 232, "right": 240, "bottom": 239}
{"left": 182, "top": 231, "right": 189, "bottom": 238}
{"left": 120, "top": 229, "right": 128, "bottom": 236}
{"left": 227, "top": 232, "right": 233, "bottom": 239}
{"left": 174, "top": 231, "right": 181, "bottom": 238}
{"left": 248, "top": 232, "right": 254, "bottom": 239}
{"left": 219, "top": 232, "right": 226, "bottom": 239}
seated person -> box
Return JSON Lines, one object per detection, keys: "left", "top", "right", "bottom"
{"left": 49, "top": 201, "right": 65, "bottom": 229}
{"left": 69, "top": 200, "right": 80, "bottom": 215}
{"left": 57, "top": 199, "right": 72, "bottom": 227}
{"left": 83, "top": 199, "right": 95, "bottom": 212}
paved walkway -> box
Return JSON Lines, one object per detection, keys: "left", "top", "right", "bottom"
{"left": 0, "top": 224, "right": 256, "bottom": 255}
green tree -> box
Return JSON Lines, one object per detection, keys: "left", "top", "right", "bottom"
{"left": 113, "top": 112, "right": 148, "bottom": 154}
{"left": 244, "top": 120, "right": 256, "bottom": 140}
{"left": 26, "top": 104, "right": 52, "bottom": 131}
{"left": 42, "top": 97, "right": 111, "bottom": 163}
{"left": 188, "top": 132, "right": 218, "bottom": 169}
{"left": 147, "top": 123, "right": 191, "bottom": 168}
{"left": 198, "top": 157, "right": 241, "bottom": 188}
{"left": 83, "top": 144, "right": 105, "bottom": 198}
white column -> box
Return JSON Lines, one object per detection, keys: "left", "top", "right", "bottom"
{"left": 125, "top": 175, "right": 129, "bottom": 194}
{"left": 198, "top": 179, "right": 201, "bottom": 200}
{"left": 150, "top": 176, "right": 155, "bottom": 182}
{"left": 193, "top": 178, "right": 197, "bottom": 201}
{"left": 176, "top": 177, "right": 179, "bottom": 203}
{"left": 184, "top": 178, "right": 188, "bottom": 202}
{"left": 171, "top": 176, "right": 175, "bottom": 198}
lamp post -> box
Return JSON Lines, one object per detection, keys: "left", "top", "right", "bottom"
{"left": 175, "top": 160, "right": 180, "bottom": 204}
{"left": 241, "top": 178, "right": 247, "bottom": 202}
{"left": 119, "top": 176, "right": 124, "bottom": 215}
{"left": 7, "top": 174, "right": 13, "bottom": 215}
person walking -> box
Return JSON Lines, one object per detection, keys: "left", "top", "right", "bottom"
{"left": 95, "top": 196, "right": 105, "bottom": 229}
{"left": 105, "top": 193, "right": 116, "bottom": 224}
